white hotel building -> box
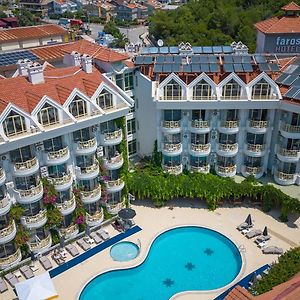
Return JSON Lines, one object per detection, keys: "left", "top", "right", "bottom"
{"left": 0, "top": 40, "right": 299, "bottom": 269}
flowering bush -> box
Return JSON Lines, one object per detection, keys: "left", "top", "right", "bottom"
{"left": 75, "top": 214, "right": 85, "bottom": 225}
{"left": 15, "top": 225, "right": 29, "bottom": 248}
{"left": 41, "top": 178, "right": 58, "bottom": 206}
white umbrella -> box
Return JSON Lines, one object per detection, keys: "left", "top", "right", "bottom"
{"left": 15, "top": 272, "right": 58, "bottom": 300}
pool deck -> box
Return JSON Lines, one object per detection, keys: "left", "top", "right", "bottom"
{"left": 3, "top": 200, "right": 300, "bottom": 300}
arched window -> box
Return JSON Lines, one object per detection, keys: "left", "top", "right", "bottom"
{"left": 97, "top": 89, "right": 113, "bottom": 110}
{"left": 38, "top": 103, "right": 59, "bottom": 126}
{"left": 222, "top": 79, "right": 241, "bottom": 99}
{"left": 69, "top": 97, "right": 87, "bottom": 118}
{"left": 252, "top": 79, "right": 271, "bottom": 99}
{"left": 193, "top": 80, "right": 212, "bottom": 100}
{"left": 3, "top": 111, "right": 26, "bottom": 137}
{"left": 164, "top": 79, "right": 182, "bottom": 100}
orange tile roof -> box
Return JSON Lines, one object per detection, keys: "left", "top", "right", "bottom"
{"left": 254, "top": 15, "right": 300, "bottom": 34}
{"left": 282, "top": 2, "right": 300, "bottom": 11}
{"left": 0, "top": 65, "right": 103, "bottom": 114}
{"left": 127, "top": 3, "right": 137, "bottom": 8}
{"left": 0, "top": 24, "right": 67, "bottom": 43}
{"left": 31, "top": 43, "right": 67, "bottom": 61}
{"left": 225, "top": 286, "right": 254, "bottom": 300}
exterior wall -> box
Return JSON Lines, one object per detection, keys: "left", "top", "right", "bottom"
{"left": 261, "top": 33, "right": 300, "bottom": 54}
{"left": 256, "top": 31, "right": 266, "bottom": 53}
{"left": 1, "top": 41, "right": 20, "bottom": 51}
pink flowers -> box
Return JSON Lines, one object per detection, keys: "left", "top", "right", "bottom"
{"left": 75, "top": 214, "right": 85, "bottom": 225}
{"left": 102, "top": 175, "right": 109, "bottom": 181}
{"left": 43, "top": 194, "right": 57, "bottom": 205}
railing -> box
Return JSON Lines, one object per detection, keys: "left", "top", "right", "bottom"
{"left": 191, "top": 143, "right": 210, "bottom": 152}
{"left": 220, "top": 120, "right": 239, "bottom": 128}
{"left": 216, "top": 165, "right": 236, "bottom": 173}
{"left": 60, "top": 224, "right": 79, "bottom": 237}
{"left": 22, "top": 209, "right": 46, "bottom": 225}
{"left": 106, "top": 179, "right": 124, "bottom": 188}
{"left": 104, "top": 129, "right": 122, "bottom": 141}
{"left": 49, "top": 173, "right": 72, "bottom": 186}
{"left": 86, "top": 209, "right": 103, "bottom": 223}
{"left": 81, "top": 186, "right": 101, "bottom": 199}
{"left": 276, "top": 171, "right": 295, "bottom": 181}
{"left": 80, "top": 162, "right": 99, "bottom": 174}
{"left": 47, "top": 147, "right": 69, "bottom": 160}
{"left": 107, "top": 200, "right": 126, "bottom": 213}
{"left": 162, "top": 120, "right": 181, "bottom": 128}
{"left": 15, "top": 157, "right": 38, "bottom": 170}
{"left": 218, "top": 143, "right": 238, "bottom": 152}
{"left": 0, "top": 168, "right": 4, "bottom": 179}
{"left": 190, "top": 165, "right": 209, "bottom": 172}
{"left": 249, "top": 120, "right": 268, "bottom": 128}
{"left": 104, "top": 154, "right": 123, "bottom": 165}
{"left": 247, "top": 144, "right": 265, "bottom": 152}
{"left": 191, "top": 120, "right": 210, "bottom": 128}
{"left": 163, "top": 143, "right": 182, "bottom": 152}
{"left": 29, "top": 234, "right": 52, "bottom": 251}
{"left": 281, "top": 123, "right": 300, "bottom": 133}
{"left": 0, "top": 197, "right": 10, "bottom": 211}
{"left": 0, "top": 221, "right": 15, "bottom": 239}
{"left": 77, "top": 137, "right": 96, "bottom": 149}
{"left": 245, "top": 166, "right": 263, "bottom": 174}
{"left": 55, "top": 196, "right": 76, "bottom": 212}
{"left": 192, "top": 96, "right": 213, "bottom": 100}
{"left": 162, "top": 95, "right": 184, "bottom": 100}
{"left": 163, "top": 165, "right": 182, "bottom": 174}
{"left": 0, "top": 248, "right": 21, "bottom": 266}
{"left": 278, "top": 147, "right": 298, "bottom": 158}
{"left": 18, "top": 183, "right": 43, "bottom": 198}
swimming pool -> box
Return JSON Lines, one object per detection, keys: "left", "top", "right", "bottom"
{"left": 80, "top": 226, "right": 242, "bottom": 300}
{"left": 110, "top": 241, "right": 140, "bottom": 261}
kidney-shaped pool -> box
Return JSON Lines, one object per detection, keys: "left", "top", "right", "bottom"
{"left": 80, "top": 226, "right": 242, "bottom": 300}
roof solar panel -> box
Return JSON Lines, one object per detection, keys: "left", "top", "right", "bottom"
{"left": 255, "top": 55, "right": 267, "bottom": 64}
{"left": 222, "top": 46, "right": 233, "bottom": 53}
{"left": 159, "top": 47, "right": 169, "bottom": 54}
{"left": 223, "top": 64, "right": 234, "bottom": 72}
{"left": 0, "top": 50, "right": 38, "bottom": 66}
{"left": 291, "top": 77, "right": 300, "bottom": 87}
{"left": 149, "top": 47, "right": 159, "bottom": 54}
{"left": 143, "top": 56, "right": 153, "bottom": 64}
{"left": 259, "top": 63, "right": 270, "bottom": 72}
{"left": 182, "top": 64, "right": 191, "bottom": 72}
{"left": 241, "top": 56, "right": 251, "bottom": 63}
{"left": 202, "top": 46, "right": 213, "bottom": 54}
{"left": 174, "top": 56, "right": 182, "bottom": 63}
{"left": 191, "top": 64, "right": 201, "bottom": 72}
{"left": 199, "top": 56, "right": 209, "bottom": 63}
{"left": 293, "top": 90, "right": 300, "bottom": 100}
{"left": 213, "top": 46, "right": 223, "bottom": 53}
{"left": 169, "top": 47, "right": 179, "bottom": 54}
{"left": 172, "top": 63, "right": 181, "bottom": 72}
{"left": 268, "top": 63, "right": 279, "bottom": 72}
{"left": 224, "top": 55, "right": 233, "bottom": 63}
{"left": 162, "top": 63, "right": 172, "bottom": 73}
{"left": 201, "top": 63, "right": 210, "bottom": 72}
{"left": 284, "top": 86, "right": 300, "bottom": 98}
{"left": 153, "top": 64, "right": 163, "bottom": 73}
{"left": 234, "top": 63, "right": 243, "bottom": 72}
{"left": 291, "top": 66, "right": 300, "bottom": 75}
{"left": 191, "top": 56, "right": 200, "bottom": 63}
{"left": 156, "top": 56, "right": 165, "bottom": 64}
{"left": 193, "top": 47, "right": 202, "bottom": 54}
{"left": 275, "top": 73, "right": 290, "bottom": 84}
{"left": 165, "top": 56, "right": 174, "bottom": 63}
{"left": 208, "top": 55, "right": 217, "bottom": 63}
{"left": 210, "top": 63, "right": 219, "bottom": 72}
{"left": 285, "top": 64, "right": 299, "bottom": 74}
{"left": 282, "top": 75, "right": 298, "bottom": 85}
{"left": 242, "top": 63, "right": 253, "bottom": 72}
{"left": 134, "top": 56, "right": 144, "bottom": 64}
{"left": 233, "top": 56, "right": 242, "bottom": 63}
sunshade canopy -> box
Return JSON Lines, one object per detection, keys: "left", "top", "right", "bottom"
{"left": 118, "top": 208, "right": 136, "bottom": 220}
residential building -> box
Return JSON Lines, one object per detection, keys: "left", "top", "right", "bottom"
{"left": 48, "top": 0, "right": 78, "bottom": 15}
{"left": 143, "top": 0, "right": 162, "bottom": 15}
{"left": 19, "top": 0, "right": 51, "bottom": 16}
{"left": 113, "top": 0, "right": 138, "bottom": 21}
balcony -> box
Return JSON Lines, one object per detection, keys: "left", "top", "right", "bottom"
{"left": 0, "top": 197, "right": 11, "bottom": 216}
{"left": 74, "top": 138, "right": 97, "bottom": 155}
{"left": 105, "top": 179, "right": 125, "bottom": 193}
{"left": 163, "top": 164, "right": 183, "bottom": 175}
{"left": 81, "top": 186, "right": 101, "bottom": 204}
{"left": 106, "top": 200, "right": 126, "bottom": 215}
{"left": 0, "top": 168, "right": 6, "bottom": 185}
{"left": 216, "top": 165, "right": 237, "bottom": 177}
{"left": 48, "top": 173, "right": 73, "bottom": 191}
{"left": 103, "top": 154, "right": 124, "bottom": 170}
{"left": 189, "top": 143, "right": 211, "bottom": 157}
{"left": 190, "top": 164, "right": 210, "bottom": 174}
{"left": 245, "top": 144, "right": 266, "bottom": 157}
{"left": 218, "top": 120, "right": 239, "bottom": 134}
{"left": 86, "top": 208, "right": 104, "bottom": 227}
{"left": 242, "top": 166, "right": 264, "bottom": 179}
{"left": 55, "top": 196, "right": 76, "bottom": 215}
{"left": 247, "top": 120, "right": 269, "bottom": 134}
{"left": 0, "top": 248, "right": 22, "bottom": 270}
{"left": 216, "top": 143, "right": 238, "bottom": 157}
{"left": 15, "top": 183, "right": 43, "bottom": 204}
{"left": 280, "top": 122, "right": 300, "bottom": 139}
{"left": 162, "top": 143, "right": 182, "bottom": 156}
{"left": 100, "top": 129, "right": 122, "bottom": 146}
{"left": 161, "top": 120, "right": 181, "bottom": 134}
{"left": 76, "top": 162, "right": 99, "bottom": 180}
{"left": 44, "top": 147, "right": 70, "bottom": 166}
{"left": 28, "top": 234, "right": 52, "bottom": 254}
{"left": 277, "top": 147, "right": 300, "bottom": 163}
{"left": 13, "top": 157, "right": 39, "bottom": 176}
{"left": 59, "top": 224, "right": 79, "bottom": 239}
{"left": 0, "top": 221, "right": 16, "bottom": 244}
{"left": 189, "top": 120, "right": 211, "bottom": 134}
{"left": 274, "top": 170, "right": 297, "bottom": 186}
{"left": 21, "top": 209, "right": 47, "bottom": 229}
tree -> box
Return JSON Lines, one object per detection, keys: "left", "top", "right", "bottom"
{"left": 14, "top": 8, "right": 36, "bottom": 26}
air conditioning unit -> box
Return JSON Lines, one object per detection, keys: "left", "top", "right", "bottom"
{"left": 96, "top": 146, "right": 104, "bottom": 158}
{"left": 36, "top": 145, "right": 44, "bottom": 152}
{"left": 1, "top": 155, "right": 6, "bottom": 161}
{"left": 40, "top": 166, "right": 49, "bottom": 178}
{"left": 6, "top": 181, "right": 14, "bottom": 190}
{"left": 213, "top": 110, "right": 219, "bottom": 116}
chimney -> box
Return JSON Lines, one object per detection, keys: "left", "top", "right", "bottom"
{"left": 28, "top": 62, "right": 44, "bottom": 85}
{"left": 63, "top": 51, "right": 82, "bottom": 67}
{"left": 81, "top": 54, "right": 93, "bottom": 73}
{"left": 17, "top": 59, "right": 32, "bottom": 76}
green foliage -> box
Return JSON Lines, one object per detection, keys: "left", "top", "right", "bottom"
{"left": 14, "top": 8, "right": 37, "bottom": 26}
{"left": 104, "top": 21, "right": 129, "bottom": 48}
{"left": 45, "top": 206, "right": 63, "bottom": 229}
{"left": 14, "top": 225, "right": 29, "bottom": 249}
{"left": 151, "top": 140, "right": 162, "bottom": 168}
{"left": 103, "top": 206, "right": 114, "bottom": 220}
{"left": 251, "top": 247, "right": 300, "bottom": 295}
{"left": 9, "top": 205, "right": 24, "bottom": 223}
{"left": 149, "top": 0, "right": 291, "bottom": 52}
{"left": 50, "top": 229, "right": 60, "bottom": 245}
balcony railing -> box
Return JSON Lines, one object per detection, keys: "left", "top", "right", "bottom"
{"left": 281, "top": 123, "right": 300, "bottom": 133}
{"left": 0, "top": 168, "right": 4, "bottom": 181}
{"left": 22, "top": 209, "right": 46, "bottom": 226}
{"left": 190, "top": 143, "right": 210, "bottom": 152}
{"left": 104, "top": 154, "right": 123, "bottom": 165}
{"left": 162, "top": 120, "right": 181, "bottom": 128}
{"left": 0, "top": 248, "right": 21, "bottom": 268}
{"left": 247, "top": 144, "right": 265, "bottom": 152}
{"left": 276, "top": 171, "right": 295, "bottom": 181}
{"left": 216, "top": 165, "right": 236, "bottom": 174}
{"left": 47, "top": 147, "right": 69, "bottom": 160}
{"left": 106, "top": 179, "right": 124, "bottom": 189}
{"left": 218, "top": 143, "right": 238, "bottom": 152}
{"left": 55, "top": 196, "right": 76, "bottom": 212}
{"left": 60, "top": 224, "right": 79, "bottom": 237}
{"left": 49, "top": 173, "right": 72, "bottom": 186}
{"left": 80, "top": 162, "right": 99, "bottom": 174}
{"left": 0, "top": 221, "right": 15, "bottom": 239}
{"left": 163, "top": 164, "right": 182, "bottom": 174}
{"left": 220, "top": 120, "right": 239, "bottom": 128}
{"left": 106, "top": 200, "right": 126, "bottom": 214}
{"left": 191, "top": 120, "right": 210, "bottom": 128}
{"left": 77, "top": 137, "right": 96, "bottom": 149}
{"left": 245, "top": 166, "right": 263, "bottom": 175}
{"left": 278, "top": 148, "right": 299, "bottom": 158}
{"left": 190, "top": 165, "right": 209, "bottom": 172}
{"left": 249, "top": 120, "right": 268, "bottom": 128}
{"left": 103, "top": 129, "right": 122, "bottom": 141}
{"left": 86, "top": 209, "right": 103, "bottom": 224}
{"left": 162, "top": 96, "right": 185, "bottom": 100}
{"left": 29, "top": 234, "right": 52, "bottom": 252}
{"left": 163, "top": 143, "right": 182, "bottom": 152}
{"left": 14, "top": 157, "right": 38, "bottom": 170}
{"left": 81, "top": 186, "right": 101, "bottom": 199}
{"left": 18, "top": 183, "right": 43, "bottom": 198}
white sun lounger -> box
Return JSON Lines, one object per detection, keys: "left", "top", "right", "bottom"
{"left": 96, "top": 229, "right": 110, "bottom": 240}
{"left": 4, "top": 273, "right": 19, "bottom": 287}
{"left": 237, "top": 222, "right": 253, "bottom": 231}
{"left": 77, "top": 238, "right": 91, "bottom": 251}
{"left": 20, "top": 265, "right": 34, "bottom": 279}
{"left": 246, "top": 229, "right": 263, "bottom": 239}
{"left": 39, "top": 256, "right": 52, "bottom": 270}
{"left": 90, "top": 232, "right": 102, "bottom": 244}
{"left": 255, "top": 235, "right": 271, "bottom": 244}
{"left": 263, "top": 246, "right": 284, "bottom": 255}
{"left": 0, "top": 278, "right": 8, "bottom": 293}
{"left": 65, "top": 244, "right": 79, "bottom": 257}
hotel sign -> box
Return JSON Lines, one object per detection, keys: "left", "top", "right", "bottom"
{"left": 275, "top": 37, "right": 300, "bottom": 53}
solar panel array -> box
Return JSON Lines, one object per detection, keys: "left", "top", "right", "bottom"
{"left": 0, "top": 50, "right": 39, "bottom": 66}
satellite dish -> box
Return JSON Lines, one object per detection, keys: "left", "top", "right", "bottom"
{"left": 157, "top": 39, "right": 164, "bottom": 47}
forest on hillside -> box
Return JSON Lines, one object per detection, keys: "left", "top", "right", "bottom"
{"left": 149, "top": 0, "right": 300, "bottom": 52}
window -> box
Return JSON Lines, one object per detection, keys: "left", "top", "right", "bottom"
{"left": 192, "top": 110, "right": 205, "bottom": 121}
{"left": 222, "top": 79, "right": 241, "bottom": 99}
{"left": 128, "top": 139, "right": 137, "bottom": 156}
{"left": 73, "top": 128, "right": 91, "bottom": 142}
{"left": 249, "top": 109, "right": 268, "bottom": 121}
{"left": 115, "top": 74, "right": 123, "bottom": 89}
{"left": 10, "top": 146, "right": 32, "bottom": 163}
{"left": 129, "top": 96, "right": 135, "bottom": 113}
{"left": 127, "top": 119, "right": 136, "bottom": 135}
{"left": 38, "top": 103, "right": 59, "bottom": 126}
{"left": 193, "top": 80, "right": 212, "bottom": 100}
{"left": 97, "top": 90, "right": 114, "bottom": 110}
{"left": 252, "top": 80, "right": 271, "bottom": 99}
{"left": 69, "top": 98, "right": 87, "bottom": 118}
{"left": 124, "top": 72, "right": 134, "bottom": 91}
{"left": 164, "top": 80, "right": 182, "bottom": 100}
{"left": 43, "top": 136, "right": 63, "bottom": 152}
{"left": 3, "top": 111, "right": 26, "bottom": 137}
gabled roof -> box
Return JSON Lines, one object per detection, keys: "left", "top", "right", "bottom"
{"left": 282, "top": 2, "right": 300, "bottom": 11}
{"left": 254, "top": 16, "right": 300, "bottom": 34}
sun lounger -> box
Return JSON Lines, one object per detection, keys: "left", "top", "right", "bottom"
{"left": 90, "top": 232, "right": 102, "bottom": 244}
{"left": 237, "top": 222, "right": 252, "bottom": 231}
{"left": 112, "top": 220, "right": 124, "bottom": 232}
{"left": 255, "top": 235, "right": 271, "bottom": 244}
{"left": 246, "top": 229, "right": 263, "bottom": 239}
{"left": 4, "top": 273, "right": 18, "bottom": 287}
{"left": 0, "top": 278, "right": 8, "bottom": 293}
{"left": 96, "top": 228, "right": 110, "bottom": 240}
{"left": 263, "top": 246, "right": 283, "bottom": 255}
{"left": 65, "top": 244, "right": 79, "bottom": 257}
{"left": 52, "top": 252, "right": 65, "bottom": 265}
{"left": 77, "top": 238, "right": 91, "bottom": 251}
{"left": 39, "top": 256, "right": 52, "bottom": 270}
{"left": 20, "top": 265, "right": 34, "bottom": 279}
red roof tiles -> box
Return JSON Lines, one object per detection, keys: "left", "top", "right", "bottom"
{"left": 254, "top": 16, "right": 300, "bottom": 34}
{"left": 282, "top": 2, "right": 300, "bottom": 11}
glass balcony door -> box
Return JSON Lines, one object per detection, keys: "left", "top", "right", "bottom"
{"left": 247, "top": 133, "right": 264, "bottom": 145}
{"left": 192, "top": 110, "right": 206, "bottom": 121}
{"left": 244, "top": 156, "right": 262, "bottom": 167}
{"left": 191, "top": 133, "right": 208, "bottom": 144}
{"left": 73, "top": 128, "right": 92, "bottom": 142}
{"left": 15, "top": 175, "right": 38, "bottom": 190}
{"left": 219, "top": 133, "right": 237, "bottom": 144}
{"left": 164, "top": 109, "right": 181, "bottom": 121}
{"left": 163, "top": 155, "right": 181, "bottom": 166}
{"left": 10, "top": 146, "right": 33, "bottom": 163}
{"left": 43, "top": 136, "right": 63, "bottom": 152}
{"left": 249, "top": 109, "right": 268, "bottom": 121}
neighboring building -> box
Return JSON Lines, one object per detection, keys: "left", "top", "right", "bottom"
{"left": 84, "top": 1, "right": 115, "bottom": 21}
{"left": 255, "top": 2, "right": 300, "bottom": 54}
{"left": 143, "top": 0, "right": 162, "bottom": 15}
{"left": 0, "top": 17, "right": 18, "bottom": 28}
{"left": 47, "top": 0, "right": 77, "bottom": 15}
{"left": 0, "top": 24, "right": 68, "bottom": 52}
{"left": 136, "top": 3, "right": 148, "bottom": 20}
{"left": 19, "top": 0, "right": 51, "bottom": 16}
{"left": 113, "top": 0, "right": 138, "bottom": 21}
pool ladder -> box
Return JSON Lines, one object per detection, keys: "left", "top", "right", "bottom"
{"left": 137, "top": 238, "right": 141, "bottom": 252}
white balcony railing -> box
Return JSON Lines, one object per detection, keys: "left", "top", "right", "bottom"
{"left": 47, "top": 147, "right": 69, "bottom": 161}
{"left": 80, "top": 162, "right": 99, "bottom": 174}
{"left": 60, "top": 224, "right": 79, "bottom": 237}
{"left": 162, "top": 120, "right": 181, "bottom": 129}
{"left": 281, "top": 123, "right": 300, "bottom": 133}
{"left": 106, "top": 200, "right": 126, "bottom": 215}
{"left": 278, "top": 148, "right": 299, "bottom": 158}
{"left": 18, "top": 183, "right": 43, "bottom": 199}
{"left": 218, "top": 143, "right": 238, "bottom": 152}
{"left": 0, "top": 248, "right": 21, "bottom": 269}
{"left": 55, "top": 196, "right": 76, "bottom": 213}
{"left": 0, "top": 168, "right": 5, "bottom": 183}
{"left": 0, "top": 221, "right": 16, "bottom": 240}
{"left": 77, "top": 137, "right": 96, "bottom": 150}
{"left": 190, "top": 143, "right": 210, "bottom": 152}
{"left": 249, "top": 120, "right": 268, "bottom": 128}
{"left": 28, "top": 234, "right": 52, "bottom": 252}
{"left": 245, "top": 166, "right": 263, "bottom": 175}
{"left": 105, "top": 179, "right": 124, "bottom": 189}
{"left": 163, "top": 164, "right": 182, "bottom": 175}
{"left": 81, "top": 186, "right": 101, "bottom": 201}
{"left": 191, "top": 120, "right": 210, "bottom": 129}
{"left": 103, "top": 129, "right": 122, "bottom": 141}
{"left": 216, "top": 165, "right": 237, "bottom": 174}
{"left": 276, "top": 171, "right": 296, "bottom": 181}
{"left": 48, "top": 173, "right": 72, "bottom": 187}
{"left": 247, "top": 144, "right": 265, "bottom": 153}
{"left": 21, "top": 209, "right": 47, "bottom": 227}
{"left": 220, "top": 120, "right": 239, "bottom": 128}
{"left": 190, "top": 165, "right": 210, "bottom": 173}
{"left": 163, "top": 143, "right": 182, "bottom": 152}
{"left": 14, "top": 157, "right": 38, "bottom": 171}
{"left": 86, "top": 208, "right": 104, "bottom": 226}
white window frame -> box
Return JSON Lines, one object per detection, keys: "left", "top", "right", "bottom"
{"left": 251, "top": 80, "right": 271, "bottom": 99}
{"left": 164, "top": 80, "right": 182, "bottom": 100}
{"left": 222, "top": 80, "right": 241, "bottom": 99}
{"left": 3, "top": 111, "right": 26, "bottom": 137}
{"left": 193, "top": 80, "right": 212, "bottom": 100}
{"left": 69, "top": 98, "right": 87, "bottom": 118}
{"left": 97, "top": 90, "right": 114, "bottom": 110}
{"left": 38, "top": 103, "right": 59, "bottom": 126}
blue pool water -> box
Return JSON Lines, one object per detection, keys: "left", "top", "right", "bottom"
{"left": 80, "top": 226, "right": 242, "bottom": 300}
{"left": 110, "top": 241, "right": 140, "bottom": 261}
